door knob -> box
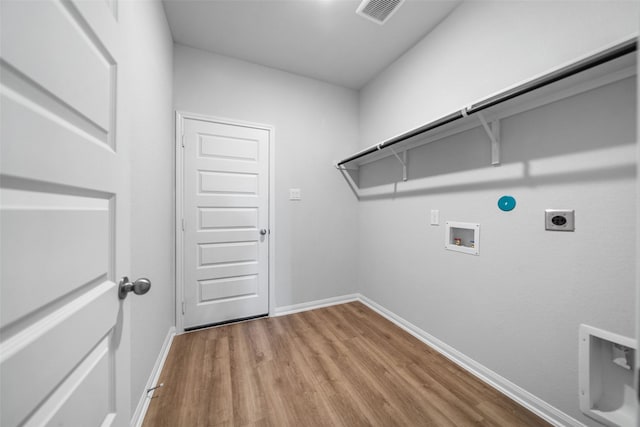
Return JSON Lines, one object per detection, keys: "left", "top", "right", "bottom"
{"left": 118, "top": 276, "right": 151, "bottom": 299}
{"left": 260, "top": 229, "right": 268, "bottom": 235}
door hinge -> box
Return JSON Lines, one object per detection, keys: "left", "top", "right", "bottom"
{"left": 182, "top": 301, "right": 185, "bottom": 315}
{"left": 181, "top": 218, "right": 185, "bottom": 231}
{"left": 181, "top": 135, "right": 185, "bottom": 148}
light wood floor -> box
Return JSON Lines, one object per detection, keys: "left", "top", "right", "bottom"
{"left": 143, "top": 302, "right": 551, "bottom": 426}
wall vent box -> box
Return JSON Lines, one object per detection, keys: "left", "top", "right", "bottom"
{"left": 445, "top": 222, "right": 479, "bottom": 255}
{"left": 579, "top": 324, "right": 637, "bottom": 426}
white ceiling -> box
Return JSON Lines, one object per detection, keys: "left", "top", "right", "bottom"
{"left": 162, "top": 0, "right": 461, "bottom": 89}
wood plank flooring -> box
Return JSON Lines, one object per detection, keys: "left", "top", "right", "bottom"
{"left": 143, "top": 302, "right": 551, "bottom": 426}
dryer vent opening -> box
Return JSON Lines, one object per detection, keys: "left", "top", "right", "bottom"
{"left": 356, "top": 0, "right": 405, "bottom": 25}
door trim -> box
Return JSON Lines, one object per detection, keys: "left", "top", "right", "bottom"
{"left": 174, "top": 111, "right": 275, "bottom": 333}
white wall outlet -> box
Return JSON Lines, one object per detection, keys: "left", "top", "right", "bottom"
{"left": 289, "top": 188, "right": 301, "bottom": 201}
{"left": 430, "top": 209, "right": 439, "bottom": 225}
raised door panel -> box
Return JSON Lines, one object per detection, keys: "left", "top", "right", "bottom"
{"left": 199, "top": 133, "right": 258, "bottom": 161}
{"left": 0, "top": 91, "right": 118, "bottom": 192}
{"left": 199, "top": 207, "right": 258, "bottom": 230}
{"left": 195, "top": 263, "right": 259, "bottom": 282}
{"left": 200, "top": 275, "right": 259, "bottom": 303}
{"left": 27, "top": 338, "right": 112, "bottom": 427}
{"left": 199, "top": 171, "right": 259, "bottom": 195}
{"left": 0, "top": 0, "right": 115, "bottom": 145}
{"left": 1, "top": 283, "right": 117, "bottom": 427}
{"left": 0, "top": 190, "right": 110, "bottom": 327}
{"left": 199, "top": 241, "right": 259, "bottom": 267}
{"left": 1, "top": 1, "right": 115, "bottom": 141}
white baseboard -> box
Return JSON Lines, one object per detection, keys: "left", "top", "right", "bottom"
{"left": 357, "top": 295, "right": 584, "bottom": 427}
{"left": 130, "top": 327, "right": 176, "bottom": 427}
{"left": 272, "top": 294, "right": 360, "bottom": 317}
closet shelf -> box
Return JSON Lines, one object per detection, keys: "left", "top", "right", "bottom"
{"left": 335, "top": 38, "right": 637, "bottom": 172}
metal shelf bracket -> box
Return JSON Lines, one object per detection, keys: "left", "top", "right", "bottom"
{"left": 390, "top": 148, "right": 408, "bottom": 181}
{"left": 334, "top": 161, "right": 358, "bottom": 171}
{"left": 477, "top": 112, "right": 501, "bottom": 165}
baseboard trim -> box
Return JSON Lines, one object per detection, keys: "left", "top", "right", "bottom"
{"left": 130, "top": 327, "right": 176, "bottom": 427}
{"left": 272, "top": 294, "right": 360, "bottom": 317}
{"left": 357, "top": 295, "right": 584, "bottom": 427}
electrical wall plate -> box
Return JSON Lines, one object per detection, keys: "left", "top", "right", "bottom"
{"left": 289, "top": 188, "right": 301, "bottom": 201}
{"left": 545, "top": 209, "right": 575, "bottom": 231}
{"left": 430, "top": 209, "right": 439, "bottom": 225}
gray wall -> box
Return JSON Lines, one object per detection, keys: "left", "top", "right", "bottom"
{"left": 173, "top": 44, "right": 360, "bottom": 309}
{"left": 121, "top": 0, "right": 175, "bottom": 415}
{"left": 358, "top": 78, "right": 636, "bottom": 424}
{"left": 357, "top": 1, "right": 638, "bottom": 424}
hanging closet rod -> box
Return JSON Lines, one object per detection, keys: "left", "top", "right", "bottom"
{"left": 337, "top": 38, "right": 637, "bottom": 167}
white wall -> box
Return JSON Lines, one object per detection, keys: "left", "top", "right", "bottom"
{"left": 173, "top": 44, "right": 360, "bottom": 309}
{"left": 357, "top": 2, "right": 638, "bottom": 425}
{"left": 360, "top": 0, "right": 639, "bottom": 148}
{"left": 120, "top": 0, "right": 175, "bottom": 416}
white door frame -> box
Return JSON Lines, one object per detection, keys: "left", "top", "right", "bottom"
{"left": 633, "top": 31, "right": 640, "bottom": 425}
{"left": 174, "top": 111, "right": 275, "bottom": 333}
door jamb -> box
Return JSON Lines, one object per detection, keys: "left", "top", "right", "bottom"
{"left": 635, "top": 34, "right": 639, "bottom": 418}
{"left": 174, "top": 111, "right": 275, "bottom": 333}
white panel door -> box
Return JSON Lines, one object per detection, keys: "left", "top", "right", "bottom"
{"left": 1, "top": 1, "right": 131, "bottom": 426}
{"left": 182, "top": 118, "right": 270, "bottom": 329}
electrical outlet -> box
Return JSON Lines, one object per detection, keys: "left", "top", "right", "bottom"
{"left": 545, "top": 209, "right": 575, "bottom": 231}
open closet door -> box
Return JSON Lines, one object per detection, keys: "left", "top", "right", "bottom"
{"left": 1, "top": 1, "right": 133, "bottom": 425}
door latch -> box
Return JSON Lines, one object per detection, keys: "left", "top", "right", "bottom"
{"left": 118, "top": 276, "right": 152, "bottom": 299}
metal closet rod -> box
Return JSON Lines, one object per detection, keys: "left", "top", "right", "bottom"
{"left": 337, "top": 38, "right": 637, "bottom": 167}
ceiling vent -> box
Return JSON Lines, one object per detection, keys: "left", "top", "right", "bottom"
{"left": 356, "top": 0, "right": 406, "bottom": 25}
